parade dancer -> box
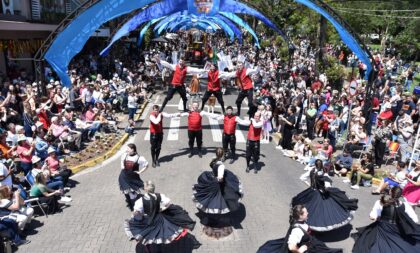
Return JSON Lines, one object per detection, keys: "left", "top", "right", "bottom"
{"left": 352, "top": 187, "right": 419, "bottom": 253}
{"left": 257, "top": 205, "right": 342, "bottom": 253}
{"left": 243, "top": 111, "right": 263, "bottom": 173}
{"left": 118, "top": 143, "right": 148, "bottom": 211}
{"left": 192, "top": 148, "right": 243, "bottom": 228}
{"left": 199, "top": 63, "right": 228, "bottom": 114}
{"left": 210, "top": 106, "right": 249, "bottom": 164}
{"left": 224, "top": 62, "right": 259, "bottom": 116}
{"left": 125, "top": 181, "right": 196, "bottom": 252}
{"left": 156, "top": 57, "right": 205, "bottom": 112}
{"left": 149, "top": 105, "right": 180, "bottom": 168}
{"left": 292, "top": 164, "right": 358, "bottom": 232}
{"left": 180, "top": 101, "right": 211, "bottom": 158}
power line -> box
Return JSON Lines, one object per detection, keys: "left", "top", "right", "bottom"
{"left": 333, "top": 7, "right": 420, "bottom": 12}
{"left": 335, "top": 9, "right": 420, "bottom": 19}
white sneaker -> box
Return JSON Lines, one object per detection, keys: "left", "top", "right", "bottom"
{"left": 275, "top": 145, "right": 283, "bottom": 150}
{"left": 350, "top": 185, "right": 360, "bottom": 190}
{"left": 59, "top": 196, "right": 72, "bottom": 203}
{"left": 343, "top": 179, "right": 351, "bottom": 184}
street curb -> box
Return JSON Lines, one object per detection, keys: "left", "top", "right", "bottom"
{"left": 69, "top": 101, "right": 149, "bottom": 174}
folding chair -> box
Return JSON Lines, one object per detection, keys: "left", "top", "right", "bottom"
{"left": 384, "top": 142, "right": 400, "bottom": 165}
{"left": 355, "top": 136, "right": 372, "bottom": 160}
{"left": 17, "top": 184, "right": 48, "bottom": 218}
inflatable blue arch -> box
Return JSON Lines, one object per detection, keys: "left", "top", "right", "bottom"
{"left": 43, "top": 0, "right": 373, "bottom": 87}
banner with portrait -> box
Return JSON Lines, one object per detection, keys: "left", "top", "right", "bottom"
{"left": 188, "top": 0, "right": 220, "bottom": 16}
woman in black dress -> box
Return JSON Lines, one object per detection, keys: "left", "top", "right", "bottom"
{"left": 279, "top": 106, "right": 296, "bottom": 150}
{"left": 125, "top": 181, "right": 196, "bottom": 252}
{"left": 352, "top": 187, "right": 420, "bottom": 253}
{"left": 257, "top": 204, "right": 342, "bottom": 253}
{"left": 119, "top": 143, "right": 148, "bottom": 211}
{"left": 192, "top": 147, "right": 243, "bottom": 228}
{"left": 291, "top": 164, "right": 358, "bottom": 232}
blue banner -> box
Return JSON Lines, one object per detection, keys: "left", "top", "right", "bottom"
{"left": 45, "top": 0, "right": 157, "bottom": 87}
{"left": 294, "top": 0, "right": 371, "bottom": 76}
{"left": 101, "top": 0, "right": 187, "bottom": 56}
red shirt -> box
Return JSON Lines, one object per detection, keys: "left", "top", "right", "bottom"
{"left": 171, "top": 65, "right": 187, "bottom": 86}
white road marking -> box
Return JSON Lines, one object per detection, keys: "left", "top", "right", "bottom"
{"left": 139, "top": 103, "right": 152, "bottom": 121}
{"left": 235, "top": 129, "right": 246, "bottom": 143}
{"left": 168, "top": 117, "right": 180, "bottom": 141}
{"left": 208, "top": 117, "right": 223, "bottom": 142}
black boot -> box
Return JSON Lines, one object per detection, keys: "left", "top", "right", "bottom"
{"left": 155, "top": 150, "right": 161, "bottom": 167}
{"left": 198, "top": 150, "right": 203, "bottom": 158}
{"left": 229, "top": 154, "right": 236, "bottom": 164}
{"left": 188, "top": 149, "right": 194, "bottom": 158}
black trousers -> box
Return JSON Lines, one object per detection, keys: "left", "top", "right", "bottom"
{"left": 161, "top": 85, "right": 188, "bottom": 111}
{"left": 223, "top": 133, "right": 236, "bottom": 157}
{"left": 246, "top": 140, "right": 260, "bottom": 166}
{"left": 150, "top": 133, "right": 163, "bottom": 162}
{"left": 201, "top": 90, "right": 225, "bottom": 113}
{"left": 374, "top": 141, "right": 386, "bottom": 166}
{"left": 188, "top": 130, "right": 203, "bottom": 150}
{"left": 235, "top": 89, "right": 254, "bottom": 116}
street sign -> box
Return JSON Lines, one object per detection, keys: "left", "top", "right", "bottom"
{"left": 349, "top": 80, "right": 358, "bottom": 97}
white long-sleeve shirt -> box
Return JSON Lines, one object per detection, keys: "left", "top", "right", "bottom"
{"left": 180, "top": 110, "right": 212, "bottom": 118}
{"left": 222, "top": 67, "right": 260, "bottom": 79}
{"left": 209, "top": 114, "right": 249, "bottom": 126}
{"left": 158, "top": 60, "right": 205, "bottom": 76}
{"left": 239, "top": 118, "right": 264, "bottom": 128}
{"left": 149, "top": 112, "right": 179, "bottom": 125}
{"left": 369, "top": 200, "right": 419, "bottom": 223}
{"left": 133, "top": 193, "right": 171, "bottom": 215}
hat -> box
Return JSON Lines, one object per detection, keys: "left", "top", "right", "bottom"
{"left": 32, "top": 156, "right": 41, "bottom": 164}
{"left": 49, "top": 79, "right": 54, "bottom": 83}
{"left": 54, "top": 81, "right": 60, "bottom": 86}
{"left": 15, "top": 125, "right": 24, "bottom": 132}
{"left": 32, "top": 82, "right": 37, "bottom": 87}
{"left": 17, "top": 136, "right": 27, "bottom": 143}
{"left": 304, "top": 138, "right": 312, "bottom": 144}
{"left": 47, "top": 84, "right": 53, "bottom": 89}
{"left": 35, "top": 122, "right": 44, "bottom": 128}
{"left": 47, "top": 147, "right": 56, "bottom": 154}
{"left": 51, "top": 116, "right": 58, "bottom": 122}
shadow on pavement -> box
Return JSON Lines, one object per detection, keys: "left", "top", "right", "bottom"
{"left": 135, "top": 233, "right": 201, "bottom": 253}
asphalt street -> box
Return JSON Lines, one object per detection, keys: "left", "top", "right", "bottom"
{"left": 16, "top": 91, "right": 420, "bottom": 253}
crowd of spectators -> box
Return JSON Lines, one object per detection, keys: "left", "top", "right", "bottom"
{"left": 0, "top": 30, "right": 418, "bottom": 247}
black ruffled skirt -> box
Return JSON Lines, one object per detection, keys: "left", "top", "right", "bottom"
{"left": 119, "top": 169, "right": 143, "bottom": 194}
{"left": 291, "top": 187, "right": 358, "bottom": 231}
{"left": 192, "top": 170, "right": 243, "bottom": 214}
{"left": 352, "top": 220, "right": 420, "bottom": 253}
{"left": 124, "top": 204, "right": 195, "bottom": 245}
{"left": 192, "top": 170, "right": 243, "bottom": 228}
{"left": 257, "top": 237, "right": 342, "bottom": 253}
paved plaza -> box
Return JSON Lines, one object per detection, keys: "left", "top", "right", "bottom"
{"left": 17, "top": 92, "right": 420, "bottom": 253}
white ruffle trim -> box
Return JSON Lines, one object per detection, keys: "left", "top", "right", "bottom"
{"left": 309, "top": 211, "right": 355, "bottom": 232}
{"left": 124, "top": 219, "right": 185, "bottom": 245}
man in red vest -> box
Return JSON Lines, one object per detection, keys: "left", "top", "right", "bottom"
{"left": 149, "top": 105, "right": 180, "bottom": 168}
{"left": 224, "top": 62, "right": 259, "bottom": 116}
{"left": 243, "top": 111, "right": 263, "bottom": 173}
{"left": 157, "top": 57, "right": 205, "bottom": 112}
{"left": 199, "top": 63, "right": 227, "bottom": 114}
{"left": 180, "top": 101, "right": 210, "bottom": 158}
{"left": 210, "top": 106, "right": 248, "bottom": 164}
